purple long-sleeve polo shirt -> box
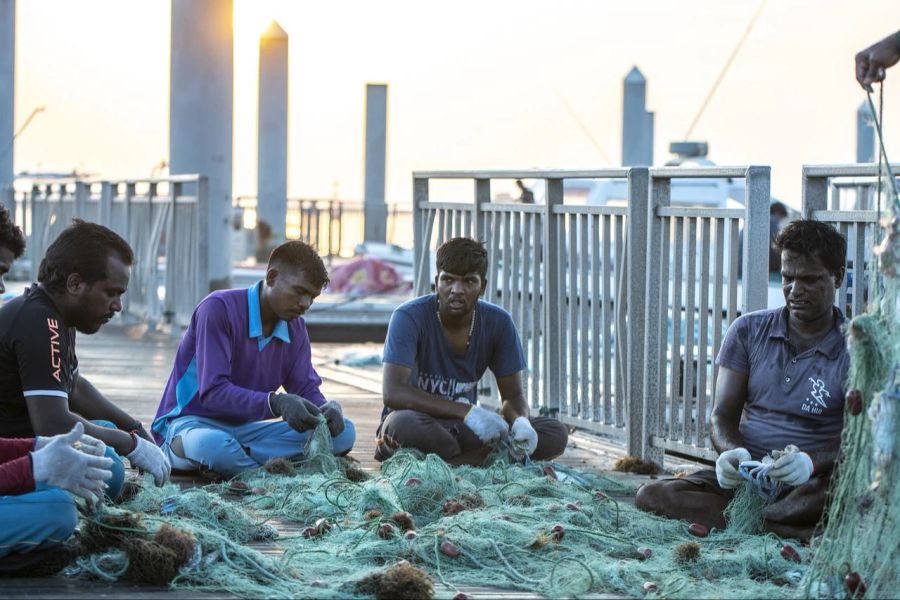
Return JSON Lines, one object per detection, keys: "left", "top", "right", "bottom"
{"left": 151, "top": 282, "right": 325, "bottom": 443}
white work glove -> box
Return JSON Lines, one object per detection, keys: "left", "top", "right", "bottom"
{"left": 35, "top": 430, "right": 107, "bottom": 457}
{"left": 463, "top": 405, "right": 509, "bottom": 444}
{"left": 715, "top": 447, "right": 751, "bottom": 489}
{"left": 127, "top": 435, "right": 171, "bottom": 486}
{"left": 31, "top": 422, "right": 113, "bottom": 504}
{"left": 769, "top": 446, "right": 814, "bottom": 487}
{"left": 510, "top": 416, "right": 538, "bottom": 456}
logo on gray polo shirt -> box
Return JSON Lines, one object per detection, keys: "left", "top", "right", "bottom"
{"left": 801, "top": 377, "right": 830, "bottom": 415}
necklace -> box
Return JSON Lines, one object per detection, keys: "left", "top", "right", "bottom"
{"left": 436, "top": 298, "right": 476, "bottom": 350}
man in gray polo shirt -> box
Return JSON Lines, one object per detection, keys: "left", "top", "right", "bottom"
{"left": 635, "top": 220, "right": 848, "bottom": 540}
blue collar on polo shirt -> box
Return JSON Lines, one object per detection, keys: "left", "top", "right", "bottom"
{"left": 247, "top": 280, "right": 291, "bottom": 351}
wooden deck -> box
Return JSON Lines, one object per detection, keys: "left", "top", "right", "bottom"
{"left": 3, "top": 321, "right": 659, "bottom": 598}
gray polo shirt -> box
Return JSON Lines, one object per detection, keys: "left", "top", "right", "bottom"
{"left": 716, "top": 307, "right": 848, "bottom": 460}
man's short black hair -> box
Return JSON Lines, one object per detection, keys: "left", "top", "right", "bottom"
{"left": 436, "top": 237, "right": 488, "bottom": 279}
{"left": 774, "top": 219, "right": 846, "bottom": 278}
{"left": 0, "top": 204, "right": 25, "bottom": 258}
{"left": 268, "top": 240, "right": 329, "bottom": 289}
{"left": 38, "top": 219, "right": 134, "bottom": 293}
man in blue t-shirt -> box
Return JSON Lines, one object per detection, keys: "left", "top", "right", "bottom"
{"left": 636, "top": 220, "right": 849, "bottom": 540}
{"left": 377, "top": 237, "right": 568, "bottom": 466}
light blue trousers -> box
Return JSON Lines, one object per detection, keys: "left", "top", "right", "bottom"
{"left": 92, "top": 420, "right": 126, "bottom": 501}
{"left": 161, "top": 416, "right": 357, "bottom": 477}
{"left": 0, "top": 484, "right": 77, "bottom": 557}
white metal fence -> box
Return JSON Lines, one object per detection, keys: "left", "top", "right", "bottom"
{"left": 11, "top": 175, "right": 208, "bottom": 328}
{"left": 412, "top": 167, "right": 771, "bottom": 461}
{"left": 802, "top": 164, "right": 894, "bottom": 319}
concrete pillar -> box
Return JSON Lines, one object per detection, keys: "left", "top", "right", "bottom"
{"left": 857, "top": 100, "right": 875, "bottom": 163}
{"left": 0, "top": 0, "right": 14, "bottom": 205}
{"left": 257, "top": 21, "right": 288, "bottom": 245}
{"left": 170, "top": 0, "right": 233, "bottom": 290}
{"left": 622, "top": 66, "right": 654, "bottom": 167}
{"left": 363, "top": 83, "right": 388, "bottom": 243}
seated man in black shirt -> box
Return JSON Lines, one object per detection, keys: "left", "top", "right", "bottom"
{"left": 0, "top": 219, "right": 169, "bottom": 498}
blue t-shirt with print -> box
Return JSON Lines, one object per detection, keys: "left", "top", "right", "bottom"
{"left": 381, "top": 294, "right": 527, "bottom": 420}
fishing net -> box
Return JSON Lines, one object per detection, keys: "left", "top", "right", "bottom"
{"left": 801, "top": 89, "right": 900, "bottom": 599}
{"left": 63, "top": 422, "right": 814, "bottom": 598}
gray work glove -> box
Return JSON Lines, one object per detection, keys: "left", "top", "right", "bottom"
{"left": 320, "top": 400, "right": 345, "bottom": 437}
{"left": 31, "top": 422, "right": 113, "bottom": 504}
{"left": 715, "top": 447, "right": 751, "bottom": 489}
{"left": 127, "top": 435, "right": 171, "bottom": 486}
{"left": 270, "top": 393, "right": 322, "bottom": 432}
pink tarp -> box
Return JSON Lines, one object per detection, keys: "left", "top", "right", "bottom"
{"left": 328, "top": 257, "right": 411, "bottom": 295}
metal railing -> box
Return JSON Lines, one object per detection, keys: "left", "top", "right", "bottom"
{"left": 802, "top": 164, "right": 895, "bottom": 319}
{"left": 641, "top": 166, "right": 770, "bottom": 463}
{"left": 412, "top": 166, "right": 771, "bottom": 464}
{"left": 12, "top": 175, "right": 208, "bottom": 328}
{"left": 233, "top": 196, "right": 414, "bottom": 258}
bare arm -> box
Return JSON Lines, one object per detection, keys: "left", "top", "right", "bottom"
{"left": 69, "top": 375, "right": 139, "bottom": 431}
{"left": 710, "top": 366, "right": 748, "bottom": 454}
{"left": 496, "top": 371, "right": 528, "bottom": 424}
{"left": 26, "top": 395, "right": 134, "bottom": 455}
{"left": 382, "top": 362, "right": 470, "bottom": 420}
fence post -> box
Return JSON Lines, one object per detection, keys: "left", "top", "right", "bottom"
{"left": 542, "top": 178, "right": 563, "bottom": 414}
{"left": 743, "top": 166, "right": 770, "bottom": 313}
{"left": 196, "top": 176, "right": 210, "bottom": 295}
{"left": 412, "top": 176, "right": 429, "bottom": 296}
{"left": 802, "top": 166, "right": 828, "bottom": 218}
{"left": 642, "top": 173, "right": 669, "bottom": 466}
{"left": 473, "top": 178, "right": 490, "bottom": 245}
{"left": 626, "top": 167, "right": 649, "bottom": 456}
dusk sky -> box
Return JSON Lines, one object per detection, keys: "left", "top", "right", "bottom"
{"left": 12, "top": 0, "right": 900, "bottom": 210}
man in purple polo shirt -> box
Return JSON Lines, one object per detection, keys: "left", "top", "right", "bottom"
{"left": 151, "top": 241, "right": 355, "bottom": 476}
{"left": 636, "top": 220, "right": 849, "bottom": 540}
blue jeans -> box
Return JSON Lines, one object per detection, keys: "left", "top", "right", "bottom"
{"left": 161, "top": 416, "right": 357, "bottom": 477}
{"left": 92, "top": 420, "right": 126, "bottom": 500}
{"left": 0, "top": 484, "right": 77, "bottom": 557}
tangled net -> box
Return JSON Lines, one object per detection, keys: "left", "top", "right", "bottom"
{"left": 62, "top": 423, "right": 813, "bottom": 598}
{"left": 801, "top": 93, "right": 900, "bottom": 600}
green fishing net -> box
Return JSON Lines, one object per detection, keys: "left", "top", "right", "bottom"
{"left": 800, "top": 93, "right": 900, "bottom": 600}
{"left": 66, "top": 423, "right": 812, "bottom": 599}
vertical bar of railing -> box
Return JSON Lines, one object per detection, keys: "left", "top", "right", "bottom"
{"left": 838, "top": 222, "right": 850, "bottom": 312}
{"left": 682, "top": 217, "right": 697, "bottom": 445}
{"left": 543, "top": 178, "right": 563, "bottom": 414}
{"left": 853, "top": 222, "right": 865, "bottom": 316}
{"left": 487, "top": 211, "right": 500, "bottom": 303}
{"left": 669, "top": 216, "right": 684, "bottom": 442}
{"left": 712, "top": 217, "right": 725, "bottom": 394}
{"left": 614, "top": 215, "right": 626, "bottom": 427}
{"left": 590, "top": 214, "right": 601, "bottom": 422}
{"left": 727, "top": 219, "right": 739, "bottom": 324}
{"left": 642, "top": 175, "right": 669, "bottom": 464}
{"left": 697, "top": 218, "right": 711, "bottom": 448}
{"left": 74, "top": 181, "right": 88, "bottom": 217}
{"left": 530, "top": 212, "right": 542, "bottom": 409}
{"left": 165, "top": 181, "right": 181, "bottom": 322}
{"left": 578, "top": 212, "right": 590, "bottom": 423}
{"left": 626, "top": 167, "right": 648, "bottom": 454}
{"left": 502, "top": 211, "right": 513, "bottom": 312}
{"left": 743, "top": 166, "right": 771, "bottom": 313}
{"left": 567, "top": 213, "right": 578, "bottom": 417}
{"left": 412, "top": 177, "right": 429, "bottom": 296}
{"left": 601, "top": 214, "right": 612, "bottom": 423}
{"left": 511, "top": 210, "right": 523, "bottom": 330}
{"left": 99, "top": 181, "right": 113, "bottom": 228}
{"left": 473, "top": 178, "right": 489, "bottom": 245}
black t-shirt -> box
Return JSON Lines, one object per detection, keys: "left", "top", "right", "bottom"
{"left": 0, "top": 285, "right": 78, "bottom": 436}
